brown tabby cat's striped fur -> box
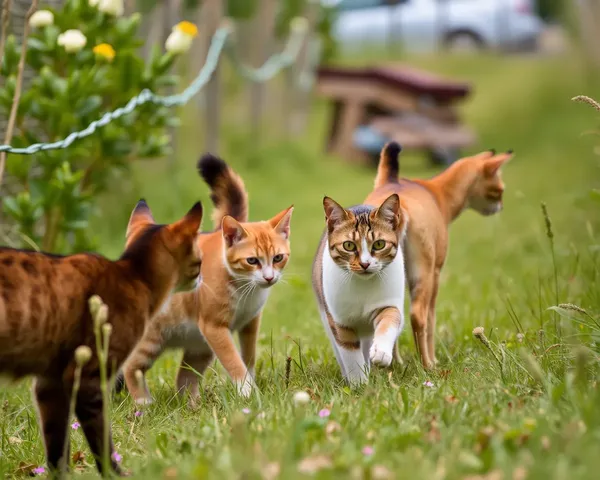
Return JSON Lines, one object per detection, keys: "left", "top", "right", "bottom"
{"left": 0, "top": 200, "right": 203, "bottom": 476}
{"left": 118, "top": 154, "right": 293, "bottom": 403}
{"left": 368, "top": 142, "right": 512, "bottom": 368}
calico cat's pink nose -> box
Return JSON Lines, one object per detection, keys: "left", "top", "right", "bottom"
{"left": 359, "top": 262, "right": 370, "bottom": 270}
{"left": 264, "top": 274, "right": 274, "bottom": 283}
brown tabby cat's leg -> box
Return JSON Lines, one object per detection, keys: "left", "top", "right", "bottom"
{"left": 427, "top": 268, "right": 441, "bottom": 365}
{"left": 33, "top": 377, "right": 71, "bottom": 474}
{"left": 202, "top": 322, "right": 254, "bottom": 397}
{"left": 176, "top": 350, "right": 214, "bottom": 402}
{"left": 122, "top": 321, "right": 166, "bottom": 404}
{"left": 239, "top": 314, "right": 261, "bottom": 377}
{"left": 75, "top": 376, "right": 123, "bottom": 476}
{"left": 409, "top": 271, "right": 434, "bottom": 369}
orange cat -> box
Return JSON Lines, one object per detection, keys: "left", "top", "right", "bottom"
{"left": 365, "top": 142, "right": 512, "bottom": 368}
{"left": 118, "top": 154, "right": 293, "bottom": 402}
{"left": 0, "top": 200, "right": 202, "bottom": 476}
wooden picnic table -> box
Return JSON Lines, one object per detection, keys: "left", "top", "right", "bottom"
{"left": 316, "top": 64, "right": 477, "bottom": 165}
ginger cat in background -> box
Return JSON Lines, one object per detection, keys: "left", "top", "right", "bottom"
{"left": 0, "top": 200, "right": 203, "bottom": 476}
{"left": 367, "top": 142, "right": 513, "bottom": 368}
{"left": 312, "top": 194, "right": 408, "bottom": 385}
{"left": 119, "top": 154, "right": 293, "bottom": 403}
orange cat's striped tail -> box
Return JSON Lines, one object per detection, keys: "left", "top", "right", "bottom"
{"left": 374, "top": 142, "right": 402, "bottom": 189}
{"left": 198, "top": 154, "right": 249, "bottom": 227}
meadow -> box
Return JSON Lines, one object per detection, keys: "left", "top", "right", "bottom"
{"left": 1, "top": 51, "right": 600, "bottom": 479}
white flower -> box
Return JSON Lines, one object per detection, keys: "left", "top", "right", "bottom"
{"left": 29, "top": 10, "right": 54, "bottom": 28}
{"left": 98, "top": 0, "right": 124, "bottom": 16}
{"left": 293, "top": 391, "right": 311, "bottom": 406}
{"left": 57, "top": 29, "right": 87, "bottom": 53}
{"left": 165, "top": 21, "right": 198, "bottom": 54}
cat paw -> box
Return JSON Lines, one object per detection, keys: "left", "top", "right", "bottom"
{"left": 134, "top": 396, "right": 153, "bottom": 406}
{"left": 236, "top": 377, "right": 255, "bottom": 398}
{"left": 370, "top": 343, "right": 393, "bottom": 368}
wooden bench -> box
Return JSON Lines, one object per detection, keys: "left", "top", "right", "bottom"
{"left": 317, "top": 64, "right": 477, "bottom": 165}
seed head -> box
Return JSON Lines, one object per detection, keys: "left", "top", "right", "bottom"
{"left": 75, "top": 345, "right": 92, "bottom": 366}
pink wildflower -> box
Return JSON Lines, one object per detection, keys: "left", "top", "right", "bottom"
{"left": 134, "top": 411, "right": 143, "bottom": 417}
{"left": 111, "top": 451, "right": 122, "bottom": 463}
{"left": 71, "top": 421, "right": 80, "bottom": 430}
{"left": 242, "top": 408, "right": 251, "bottom": 414}
{"left": 362, "top": 446, "right": 374, "bottom": 456}
{"left": 423, "top": 380, "right": 434, "bottom": 388}
{"left": 318, "top": 408, "right": 331, "bottom": 418}
{"left": 33, "top": 467, "right": 45, "bottom": 475}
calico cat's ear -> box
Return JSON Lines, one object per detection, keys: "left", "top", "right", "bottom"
{"left": 269, "top": 206, "right": 294, "bottom": 240}
{"left": 168, "top": 201, "right": 204, "bottom": 238}
{"left": 222, "top": 215, "right": 248, "bottom": 247}
{"left": 483, "top": 150, "right": 513, "bottom": 177}
{"left": 126, "top": 199, "right": 156, "bottom": 240}
{"left": 323, "top": 197, "right": 349, "bottom": 232}
{"left": 373, "top": 194, "right": 402, "bottom": 229}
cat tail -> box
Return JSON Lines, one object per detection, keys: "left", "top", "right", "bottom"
{"left": 197, "top": 154, "right": 249, "bottom": 227}
{"left": 374, "top": 142, "right": 402, "bottom": 189}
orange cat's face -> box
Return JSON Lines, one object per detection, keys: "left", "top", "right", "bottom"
{"left": 467, "top": 151, "right": 512, "bottom": 216}
{"left": 221, "top": 206, "right": 293, "bottom": 288}
{"left": 323, "top": 194, "right": 405, "bottom": 277}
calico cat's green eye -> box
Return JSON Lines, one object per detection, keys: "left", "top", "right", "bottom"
{"left": 246, "top": 257, "right": 259, "bottom": 265}
{"left": 342, "top": 241, "right": 356, "bottom": 252}
{"left": 273, "top": 254, "right": 284, "bottom": 263}
{"left": 372, "top": 240, "right": 386, "bottom": 251}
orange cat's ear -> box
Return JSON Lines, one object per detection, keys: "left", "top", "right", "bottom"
{"left": 323, "top": 197, "right": 349, "bottom": 232}
{"left": 126, "top": 199, "right": 155, "bottom": 240}
{"left": 269, "top": 205, "right": 294, "bottom": 240}
{"left": 483, "top": 150, "right": 513, "bottom": 177}
{"left": 373, "top": 194, "right": 402, "bottom": 229}
{"left": 168, "top": 201, "right": 203, "bottom": 238}
{"left": 222, "top": 215, "right": 248, "bottom": 247}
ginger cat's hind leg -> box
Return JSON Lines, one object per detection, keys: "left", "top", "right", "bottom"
{"left": 176, "top": 350, "right": 214, "bottom": 405}
{"left": 427, "top": 268, "right": 442, "bottom": 365}
{"left": 408, "top": 268, "right": 435, "bottom": 369}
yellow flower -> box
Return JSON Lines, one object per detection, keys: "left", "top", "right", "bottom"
{"left": 93, "top": 43, "right": 116, "bottom": 62}
{"left": 175, "top": 21, "right": 198, "bottom": 38}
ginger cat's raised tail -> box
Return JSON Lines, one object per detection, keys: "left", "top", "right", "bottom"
{"left": 365, "top": 142, "right": 513, "bottom": 368}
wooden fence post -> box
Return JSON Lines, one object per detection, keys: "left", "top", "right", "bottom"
{"left": 290, "top": 0, "right": 319, "bottom": 137}
{"left": 203, "top": 0, "right": 224, "bottom": 153}
{"left": 247, "top": 0, "right": 277, "bottom": 143}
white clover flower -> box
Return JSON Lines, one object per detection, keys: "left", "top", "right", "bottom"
{"left": 98, "top": 0, "right": 124, "bottom": 17}
{"left": 57, "top": 29, "right": 87, "bottom": 53}
{"left": 165, "top": 21, "right": 198, "bottom": 54}
{"left": 29, "top": 10, "right": 54, "bottom": 28}
{"left": 293, "top": 390, "right": 311, "bottom": 406}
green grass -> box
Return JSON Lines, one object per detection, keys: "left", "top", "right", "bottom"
{"left": 2, "top": 52, "right": 600, "bottom": 479}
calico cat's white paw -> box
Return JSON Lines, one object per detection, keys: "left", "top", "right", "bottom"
{"left": 370, "top": 342, "right": 393, "bottom": 368}
{"left": 134, "top": 396, "right": 153, "bottom": 406}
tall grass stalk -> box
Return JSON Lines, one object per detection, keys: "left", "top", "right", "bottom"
{"left": 89, "top": 295, "right": 111, "bottom": 474}
{"left": 541, "top": 202, "right": 560, "bottom": 337}
{"left": 62, "top": 346, "right": 92, "bottom": 474}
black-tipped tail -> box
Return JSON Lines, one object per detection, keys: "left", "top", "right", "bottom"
{"left": 374, "top": 142, "right": 402, "bottom": 189}
{"left": 197, "top": 154, "right": 249, "bottom": 227}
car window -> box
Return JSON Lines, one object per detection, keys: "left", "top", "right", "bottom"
{"left": 334, "top": 0, "right": 389, "bottom": 11}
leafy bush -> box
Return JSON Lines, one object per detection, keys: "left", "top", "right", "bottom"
{"left": 0, "top": 0, "right": 194, "bottom": 253}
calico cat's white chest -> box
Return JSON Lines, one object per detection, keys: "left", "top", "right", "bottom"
{"left": 322, "top": 244, "right": 405, "bottom": 331}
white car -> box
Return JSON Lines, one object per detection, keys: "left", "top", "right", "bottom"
{"left": 324, "top": 0, "right": 544, "bottom": 53}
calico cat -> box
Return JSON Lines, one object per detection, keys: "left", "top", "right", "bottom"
{"left": 0, "top": 199, "right": 203, "bottom": 476}
{"left": 367, "top": 142, "right": 512, "bottom": 368}
{"left": 312, "top": 193, "right": 408, "bottom": 385}
{"left": 118, "top": 154, "right": 293, "bottom": 403}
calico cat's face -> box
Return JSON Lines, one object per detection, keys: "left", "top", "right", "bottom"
{"left": 221, "top": 206, "right": 293, "bottom": 288}
{"left": 323, "top": 194, "right": 405, "bottom": 277}
{"left": 467, "top": 151, "right": 513, "bottom": 216}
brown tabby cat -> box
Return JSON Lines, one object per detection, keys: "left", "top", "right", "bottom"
{"left": 0, "top": 199, "right": 203, "bottom": 476}
{"left": 118, "top": 154, "right": 293, "bottom": 403}
{"left": 368, "top": 142, "right": 512, "bottom": 368}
